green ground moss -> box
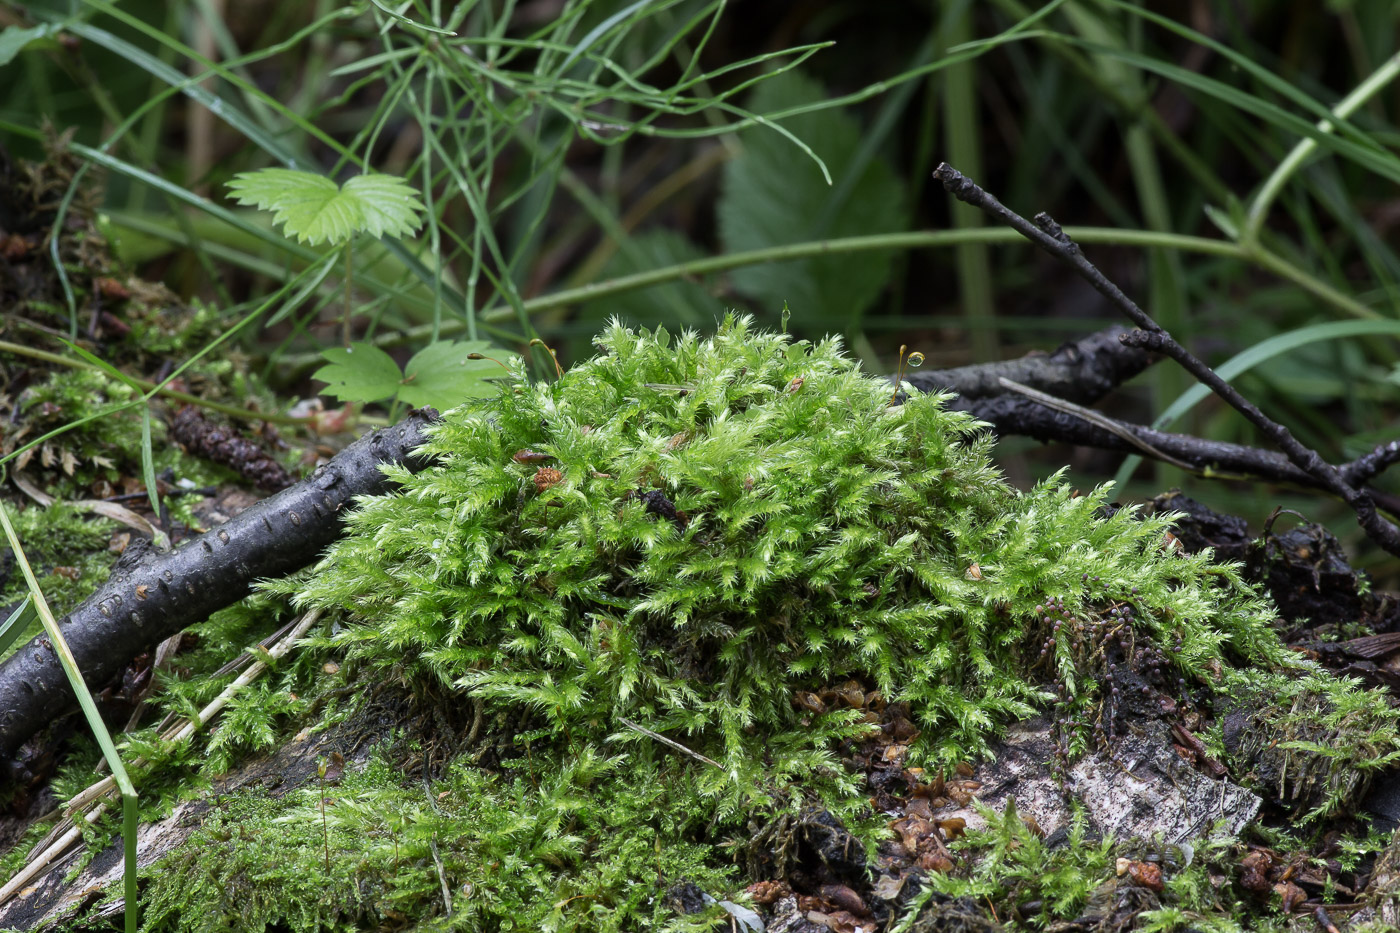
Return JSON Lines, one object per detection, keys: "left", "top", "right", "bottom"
{"left": 0, "top": 501, "right": 116, "bottom": 660}
{"left": 141, "top": 749, "right": 738, "bottom": 933}
{"left": 0, "top": 500, "right": 113, "bottom": 607}
{"left": 1, "top": 364, "right": 258, "bottom": 502}
{"left": 110, "top": 318, "right": 1400, "bottom": 930}
{"left": 272, "top": 316, "right": 1301, "bottom": 770}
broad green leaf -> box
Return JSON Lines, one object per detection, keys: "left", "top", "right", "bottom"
{"left": 314, "top": 342, "right": 405, "bottom": 404}
{"left": 718, "top": 69, "right": 908, "bottom": 327}
{"left": 227, "top": 168, "right": 425, "bottom": 246}
{"left": 399, "top": 340, "right": 517, "bottom": 409}
{"left": 0, "top": 24, "right": 59, "bottom": 66}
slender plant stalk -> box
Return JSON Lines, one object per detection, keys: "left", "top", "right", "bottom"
{"left": 1243, "top": 50, "right": 1400, "bottom": 244}
{"left": 0, "top": 505, "right": 139, "bottom": 933}
{"left": 324, "top": 225, "right": 1373, "bottom": 363}
{"left": 343, "top": 245, "right": 354, "bottom": 348}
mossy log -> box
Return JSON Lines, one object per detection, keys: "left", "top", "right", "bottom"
{"left": 4, "top": 320, "right": 1400, "bottom": 932}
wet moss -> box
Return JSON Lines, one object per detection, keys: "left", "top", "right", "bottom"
{"left": 104, "top": 319, "right": 1400, "bottom": 930}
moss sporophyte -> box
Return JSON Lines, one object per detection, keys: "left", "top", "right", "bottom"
{"left": 122, "top": 316, "right": 1400, "bottom": 931}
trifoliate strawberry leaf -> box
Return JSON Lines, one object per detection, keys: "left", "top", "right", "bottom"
{"left": 398, "top": 340, "right": 517, "bottom": 409}
{"left": 227, "top": 168, "right": 425, "bottom": 246}
{"left": 313, "top": 340, "right": 516, "bottom": 409}
{"left": 313, "top": 342, "right": 405, "bottom": 404}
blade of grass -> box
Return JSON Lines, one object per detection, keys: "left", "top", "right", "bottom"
{"left": 941, "top": 2, "right": 996, "bottom": 362}
{"left": 57, "top": 6, "right": 463, "bottom": 309}
{"left": 1059, "top": 39, "right": 1400, "bottom": 188}
{"left": 1061, "top": 2, "right": 1190, "bottom": 487}
{"left": 333, "top": 224, "right": 1379, "bottom": 361}
{"left": 1105, "top": 0, "right": 1386, "bottom": 153}
{"left": 0, "top": 122, "right": 465, "bottom": 328}
{"left": 0, "top": 504, "right": 139, "bottom": 932}
{"left": 1243, "top": 50, "right": 1400, "bottom": 244}
{"left": 140, "top": 408, "right": 159, "bottom": 519}
{"left": 0, "top": 256, "right": 337, "bottom": 472}
{"left": 0, "top": 596, "right": 36, "bottom": 657}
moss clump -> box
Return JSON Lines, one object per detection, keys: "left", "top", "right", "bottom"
{"left": 141, "top": 749, "right": 738, "bottom": 933}
{"left": 280, "top": 315, "right": 1298, "bottom": 774}
{"left": 128, "top": 317, "right": 1400, "bottom": 931}
{"left": 0, "top": 366, "right": 244, "bottom": 501}
{"left": 0, "top": 501, "right": 116, "bottom": 657}
{"left": 2, "top": 368, "right": 150, "bottom": 494}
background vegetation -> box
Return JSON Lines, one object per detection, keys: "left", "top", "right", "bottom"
{"left": 3, "top": 0, "right": 1400, "bottom": 578}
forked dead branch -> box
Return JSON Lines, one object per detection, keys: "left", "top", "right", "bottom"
{"left": 933, "top": 161, "right": 1400, "bottom": 558}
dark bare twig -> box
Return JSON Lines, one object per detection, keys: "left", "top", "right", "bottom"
{"left": 903, "top": 325, "right": 1157, "bottom": 402}
{"left": 996, "top": 377, "right": 1197, "bottom": 470}
{"left": 1347, "top": 438, "right": 1400, "bottom": 487}
{"left": 933, "top": 162, "right": 1400, "bottom": 557}
{"left": 965, "top": 393, "right": 1400, "bottom": 512}
{"left": 896, "top": 326, "right": 1399, "bottom": 502}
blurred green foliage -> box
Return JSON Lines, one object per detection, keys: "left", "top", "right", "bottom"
{"left": 0, "top": 3, "right": 1394, "bottom": 575}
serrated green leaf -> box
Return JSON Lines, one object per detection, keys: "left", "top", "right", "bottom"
{"left": 339, "top": 174, "right": 428, "bottom": 240}
{"left": 227, "top": 168, "right": 425, "bottom": 246}
{"left": 399, "top": 340, "right": 516, "bottom": 410}
{"left": 314, "top": 342, "right": 405, "bottom": 403}
{"left": 718, "top": 69, "right": 908, "bottom": 327}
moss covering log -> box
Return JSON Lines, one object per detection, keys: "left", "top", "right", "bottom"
{"left": 9, "top": 317, "right": 1400, "bottom": 931}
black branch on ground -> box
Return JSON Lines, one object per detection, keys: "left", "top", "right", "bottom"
{"left": 902, "top": 325, "right": 1156, "bottom": 403}
{"left": 0, "top": 407, "right": 442, "bottom": 771}
{"left": 900, "top": 324, "right": 1400, "bottom": 517}
{"left": 970, "top": 395, "right": 1400, "bottom": 509}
